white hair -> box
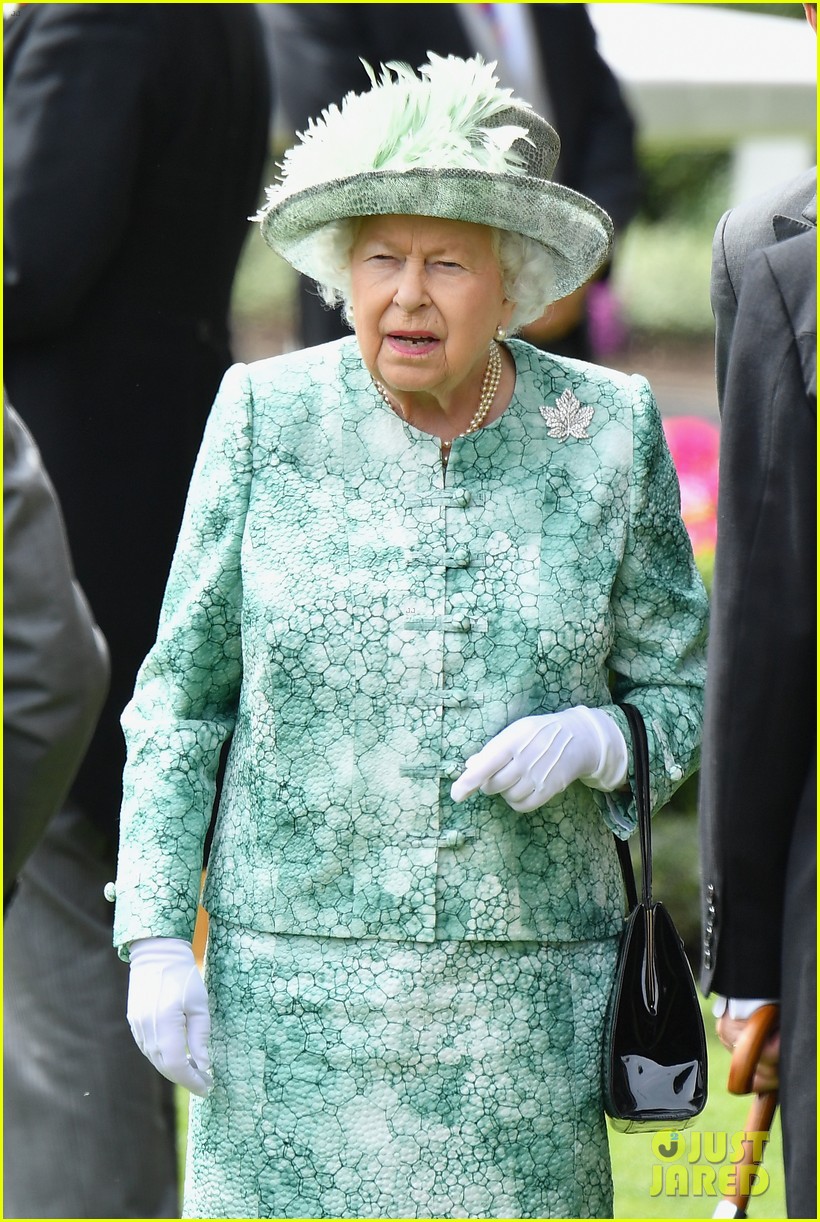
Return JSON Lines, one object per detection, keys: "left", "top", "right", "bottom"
{"left": 307, "top": 217, "right": 556, "bottom": 333}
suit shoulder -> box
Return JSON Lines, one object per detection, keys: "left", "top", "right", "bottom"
{"left": 720, "top": 167, "right": 816, "bottom": 253}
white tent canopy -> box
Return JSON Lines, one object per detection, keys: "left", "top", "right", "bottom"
{"left": 588, "top": 3, "right": 816, "bottom": 144}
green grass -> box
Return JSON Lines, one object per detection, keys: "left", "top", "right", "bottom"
{"left": 175, "top": 993, "right": 785, "bottom": 1218}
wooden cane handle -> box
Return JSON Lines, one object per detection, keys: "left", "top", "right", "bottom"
{"left": 727, "top": 1004, "right": 780, "bottom": 1095}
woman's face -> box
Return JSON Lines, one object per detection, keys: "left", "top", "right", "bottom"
{"left": 350, "top": 214, "right": 514, "bottom": 404}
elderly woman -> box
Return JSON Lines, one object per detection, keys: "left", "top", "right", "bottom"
{"left": 112, "top": 56, "right": 707, "bottom": 1220}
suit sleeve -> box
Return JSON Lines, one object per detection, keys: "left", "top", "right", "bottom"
{"left": 598, "top": 377, "right": 709, "bottom": 836}
{"left": 3, "top": 399, "right": 109, "bottom": 897}
{"left": 4, "top": 5, "right": 150, "bottom": 338}
{"left": 699, "top": 239, "right": 816, "bottom": 997}
{"left": 111, "top": 363, "right": 255, "bottom": 955}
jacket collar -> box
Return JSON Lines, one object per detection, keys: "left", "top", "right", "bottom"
{"left": 773, "top": 190, "right": 817, "bottom": 241}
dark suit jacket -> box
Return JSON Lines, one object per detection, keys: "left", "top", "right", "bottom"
{"left": 699, "top": 228, "right": 816, "bottom": 1000}
{"left": 263, "top": 3, "right": 639, "bottom": 346}
{"left": 711, "top": 167, "right": 816, "bottom": 408}
{"left": 4, "top": 3, "right": 270, "bottom": 849}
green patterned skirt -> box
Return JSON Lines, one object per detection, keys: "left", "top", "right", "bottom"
{"left": 183, "top": 920, "right": 619, "bottom": 1219}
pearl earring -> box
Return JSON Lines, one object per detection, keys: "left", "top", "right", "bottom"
{"left": 495, "top": 325, "right": 508, "bottom": 342}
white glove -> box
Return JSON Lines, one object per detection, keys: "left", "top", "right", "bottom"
{"left": 450, "top": 706, "right": 628, "bottom": 813}
{"left": 126, "top": 936, "right": 213, "bottom": 1097}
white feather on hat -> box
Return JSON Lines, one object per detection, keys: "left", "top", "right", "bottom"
{"left": 266, "top": 54, "right": 534, "bottom": 201}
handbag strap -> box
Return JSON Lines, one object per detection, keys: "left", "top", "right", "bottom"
{"left": 613, "top": 702, "right": 653, "bottom": 909}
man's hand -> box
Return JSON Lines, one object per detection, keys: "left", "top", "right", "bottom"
{"left": 717, "top": 1013, "right": 780, "bottom": 1094}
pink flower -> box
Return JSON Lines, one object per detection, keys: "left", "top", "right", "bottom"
{"left": 663, "top": 416, "right": 720, "bottom": 556}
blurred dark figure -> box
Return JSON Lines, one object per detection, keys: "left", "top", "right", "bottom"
{"left": 4, "top": 395, "right": 109, "bottom": 905}
{"left": 3, "top": 4, "right": 270, "bottom": 1216}
{"left": 710, "top": 3, "right": 816, "bottom": 410}
{"left": 262, "top": 2, "right": 639, "bottom": 358}
{"left": 699, "top": 228, "right": 816, "bottom": 1219}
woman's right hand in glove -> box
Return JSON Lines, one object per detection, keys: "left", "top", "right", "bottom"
{"left": 126, "top": 936, "right": 213, "bottom": 1096}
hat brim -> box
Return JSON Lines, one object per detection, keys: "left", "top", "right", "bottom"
{"left": 261, "top": 167, "right": 614, "bottom": 302}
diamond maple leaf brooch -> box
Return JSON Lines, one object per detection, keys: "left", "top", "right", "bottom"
{"left": 539, "top": 389, "right": 594, "bottom": 440}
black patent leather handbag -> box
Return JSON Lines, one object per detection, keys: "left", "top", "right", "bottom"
{"left": 602, "top": 702, "right": 708, "bottom": 1133}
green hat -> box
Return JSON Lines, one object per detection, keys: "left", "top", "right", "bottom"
{"left": 256, "top": 54, "right": 614, "bottom": 301}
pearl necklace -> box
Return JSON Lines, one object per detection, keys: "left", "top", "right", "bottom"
{"left": 373, "top": 341, "right": 503, "bottom": 449}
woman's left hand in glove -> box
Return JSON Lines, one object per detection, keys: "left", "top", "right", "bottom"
{"left": 450, "top": 706, "right": 628, "bottom": 812}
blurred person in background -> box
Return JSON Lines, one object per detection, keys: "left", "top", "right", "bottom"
{"left": 699, "top": 229, "right": 816, "bottom": 1219}
{"left": 710, "top": 3, "right": 816, "bottom": 409}
{"left": 261, "top": 2, "right": 640, "bottom": 360}
{"left": 3, "top": 4, "right": 270, "bottom": 1215}
{"left": 4, "top": 394, "right": 109, "bottom": 907}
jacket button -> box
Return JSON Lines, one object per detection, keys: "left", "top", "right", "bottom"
{"left": 436, "top": 829, "right": 474, "bottom": 849}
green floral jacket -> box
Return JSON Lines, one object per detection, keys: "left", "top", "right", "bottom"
{"left": 111, "top": 338, "right": 707, "bottom": 953}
